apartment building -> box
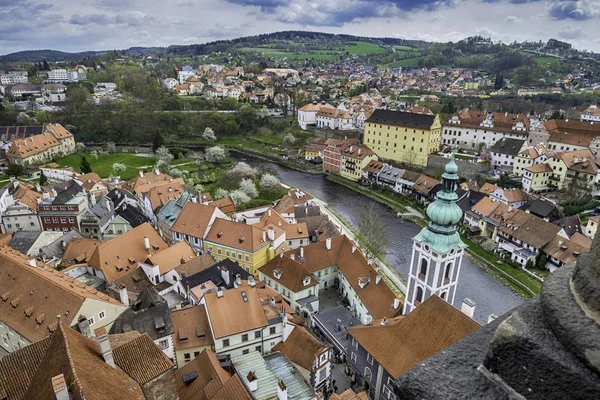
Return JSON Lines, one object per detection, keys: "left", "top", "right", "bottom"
{"left": 581, "top": 104, "right": 600, "bottom": 122}
{"left": 340, "top": 143, "right": 378, "bottom": 181}
{"left": 6, "top": 123, "right": 75, "bottom": 165}
{"left": 170, "top": 200, "right": 227, "bottom": 252}
{"left": 363, "top": 109, "right": 441, "bottom": 167}
{"left": 38, "top": 182, "right": 88, "bottom": 232}
{"left": 545, "top": 119, "right": 600, "bottom": 153}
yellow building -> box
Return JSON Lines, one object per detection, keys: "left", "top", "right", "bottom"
{"left": 523, "top": 163, "right": 553, "bottom": 193}
{"left": 203, "top": 218, "right": 278, "bottom": 276}
{"left": 171, "top": 305, "right": 213, "bottom": 367}
{"left": 339, "top": 143, "right": 378, "bottom": 181}
{"left": 546, "top": 149, "right": 597, "bottom": 190}
{"left": 363, "top": 109, "right": 441, "bottom": 167}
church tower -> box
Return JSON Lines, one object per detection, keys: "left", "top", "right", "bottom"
{"left": 403, "top": 156, "right": 466, "bottom": 315}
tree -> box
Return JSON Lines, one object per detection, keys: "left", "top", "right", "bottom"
{"left": 154, "top": 159, "right": 170, "bottom": 173}
{"left": 38, "top": 170, "right": 48, "bottom": 186}
{"left": 239, "top": 178, "right": 259, "bottom": 198}
{"left": 7, "top": 164, "right": 25, "bottom": 177}
{"left": 205, "top": 146, "right": 226, "bottom": 163}
{"left": 214, "top": 188, "right": 229, "bottom": 199}
{"left": 229, "top": 189, "right": 251, "bottom": 206}
{"left": 169, "top": 168, "right": 183, "bottom": 178}
{"left": 105, "top": 142, "right": 117, "bottom": 154}
{"left": 155, "top": 146, "right": 174, "bottom": 164}
{"left": 152, "top": 130, "right": 165, "bottom": 152}
{"left": 90, "top": 150, "right": 99, "bottom": 160}
{"left": 356, "top": 203, "right": 389, "bottom": 260}
{"left": 112, "top": 163, "right": 127, "bottom": 175}
{"left": 403, "top": 149, "right": 418, "bottom": 167}
{"left": 202, "top": 127, "right": 217, "bottom": 141}
{"left": 260, "top": 173, "right": 281, "bottom": 189}
{"left": 230, "top": 162, "right": 258, "bottom": 178}
{"left": 75, "top": 142, "right": 86, "bottom": 153}
{"left": 283, "top": 133, "right": 296, "bottom": 145}
{"left": 494, "top": 74, "right": 504, "bottom": 90}
{"left": 80, "top": 156, "right": 92, "bottom": 174}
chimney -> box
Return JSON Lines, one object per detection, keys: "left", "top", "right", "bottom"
{"left": 77, "top": 315, "right": 92, "bottom": 337}
{"left": 139, "top": 171, "right": 144, "bottom": 178}
{"left": 235, "top": 274, "right": 242, "bottom": 287}
{"left": 352, "top": 245, "right": 357, "bottom": 253}
{"left": 326, "top": 237, "right": 331, "bottom": 250}
{"left": 247, "top": 371, "right": 258, "bottom": 392}
{"left": 262, "top": 231, "right": 267, "bottom": 242}
{"left": 267, "top": 227, "right": 275, "bottom": 241}
{"left": 461, "top": 298, "right": 476, "bottom": 319}
{"left": 393, "top": 298, "right": 400, "bottom": 310}
{"left": 217, "top": 287, "right": 224, "bottom": 298}
{"left": 95, "top": 327, "right": 115, "bottom": 367}
{"left": 191, "top": 196, "right": 198, "bottom": 203}
{"left": 119, "top": 285, "right": 129, "bottom": 306}
{"left": 61, "top": 240, "right": 66, "bottom": 249}
{"left": 144, "top": 237, "right": 150, "bottom": 253}
{"left": 155, "top": 168, "right": 160, "bottom": 176}
{"left": 380, "top": 317, "right": 389, "bottom": 326}
{"left": 375, "top": 274, "right": 381, "bottom": 285}
{"left": 268, "top": 209, "right": 272, "bottom": 217}
{"left": 290, "top": 254, "right": 295, "bottom": 261}
{"left": 52, "top": 374, "right": 69, "bottom": 400}
{"left": 277, "top": 380, "right": 288, "bottom": 400}
{"left": 488, "top": 314, "right": 498, "bottom": 323}
{"left": 299, "top": 247, "right": 304, "bottom": 258}
{"left": 248, "top": 276, "right": 256, "bottom": 287}
{"left": 221, "top": 266, "right": 230, "bottom": 286}
{"left": 28, "top": 259, "right": 37, "bottom": 267}
{"left": 362, "top": 313, "right": 373, "bottom": 325}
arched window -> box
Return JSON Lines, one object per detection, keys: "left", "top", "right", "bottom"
{"left": 415, "top": 286, "right": 424, "bottom": 305}
{"left": 444, "top": 263, "right": 452, "bottom": 283}
{"left": 441, "top": 291, "right": 447, "bottom": 300}
{"left": 419, "top": 259, "right": 428, "bottom": 279}
{"left": 364, "top": 367, "right": 372, "bottom": 382}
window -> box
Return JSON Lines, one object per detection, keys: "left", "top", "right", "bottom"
{"left": 238, "top": 254, "right": 242, "bottom": 260}
{"left": 367, "top": 353, "right": 374, "bottom": 365}
{"left": 44, "top": 217, "right": 51, "bottom": 223}
{"left": 52, "top": 217, "right": 59, "bottom": 223}
{"left": 255, "top": 331, "right": 261, "bottom": 339}
{"left": 223, "top": 339, "right": 230, "bottom": 347}
{"left": 88, "top": 316, "right": 95, "bottom": 325}
{"left": 351, "top": 352, "right": 357, "bottom": 363}
{"left": 419, "top": 259, "right": 428, "bottom": 279}
{"left": 194, "top": 351, "right": 200, "bottom": 357}
{"left": 352, "top": 338, "right": 358, "bottom": 350}
{"left": 383, "top": 385, "right": 397, "bottom": 400}
{"left": 269, "top": 327, "right": 276, "bottom": 335}
{"left": 256, "top": 345, "right": 262, "bottom": 352}
{"left": 243, "top": 349, "right": 250, "bottom": 355}
{"left": 242, "top": 334, "right": 248, "bottom": 342}
{"left": 226, "top": 250, "right": 230, "bottom": 257}
{"left": 159, "top": 339, "right": 168, "bottom": 349}
{"left": 98, "top": 310, "right": 106, "bottom": 320}
{"left": 184, "top": 353, "right": 191, "bottom": 361}
{"left": 364, "top": 367, "right": 372, "bottom": 382}
{"left": 415, "top": 287, "right": 424, "bottom": 305}
{"left": 60, "top": 217, "right": 67, "bottom": 223}
{"left": 217, "top": 248, "right": 222, "bottom": 255}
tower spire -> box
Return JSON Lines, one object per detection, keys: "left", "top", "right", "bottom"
{"left": 403, "top": 154, "right": 466, "bottom": 315}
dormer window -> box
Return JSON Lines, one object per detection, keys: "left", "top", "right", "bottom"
{"left": 273, "top": 268, "right": 283, "bottom": 280}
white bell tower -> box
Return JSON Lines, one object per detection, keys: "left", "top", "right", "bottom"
{"left": 403, "top": 156, "right": 466, "bottom": 315}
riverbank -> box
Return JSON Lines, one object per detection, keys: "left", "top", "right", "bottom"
{"left": 227, "top": 147, "right": 323, "bottom": 175}
{"left": 324, "top": 173, "right": 542, "bottom": 299}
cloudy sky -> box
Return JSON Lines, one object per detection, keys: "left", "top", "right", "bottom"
{"left": 1, "top": 0, "right": 600, "bottom": 54}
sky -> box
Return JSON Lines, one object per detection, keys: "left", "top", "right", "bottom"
{"left": 1, "top": 0, "right": 600, "bottom": 54}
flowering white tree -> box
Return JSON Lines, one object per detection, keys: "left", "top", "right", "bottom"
{"left": 202, "top": 127, "right": 217, "bottom": 141}
{"left": 154, "top": 159, "right": 170, "bottom": 173}
{"left": 90, "top": 150, "right": 99, "bottom": 160}
{"left": 112, "top": 163, "right": 126, "bottom": 175}
{"left": 260, "top": 173, "right": 281, "bottom": 189}
{"left": 229, "top": 189, "right": 251, "bottom": 206}
{"left": 75, "top": 142, "right": 86, "bottom": 153}
{"left": 239, "top": 178, "right": 259, "bottom": 198}
{"left": 105, "top": 142, "right": 117, "bottom": 153}
{"left": 205, "top": 146, "right": 226, "bottom": 163}
{"left": 155, "top": 146, "right": 174, "bottom": 164}
{"left": 214, "top": 188, "right": 229, "bottom": 199}
{"left": 169, "top": 168, "right": 183, "bottom": 178}
{"left": 283, "top": 133, "right": 296, "bottom": 144}
{"left": 229, "top": 162, "right": 258, "bottom": 178}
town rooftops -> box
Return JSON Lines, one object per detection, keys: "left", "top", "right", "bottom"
{"left": 453, "top": 110, "right": 530, "bottom": 133}
{"left": 259, "top": 255, "right": 319, "bottom": 293}
{"left": 146, "top": 240, "right": 196, "bottom": 275}
{"left": 543, "top": 236, "right": 589, "bottom": 265}
{"left": 171, "top": 305, "right": 214, "bottom": 352}
{"left": 0, "top": 125, "right": 43, "bottom": 141}
{"left": 500, "top": 211, "right": 562, "bottom": 249}
{"left": 478, "top": 182, "right": 500, "bottom": 196}
{"left": 489, "top": 137, "right": 525, "bottom": 157}
{"left": 204, "top": 286, "right": 269, "bottom": 338}
{"left": 174, "top": 349, "right": 249, "bottom": 400}
{"left": 366, "top": 109, "right": 436, "bottom": 130}
{"left": 204, "top": 218, "right": 270, "bottom": 254}
{"left": 348, "top": 295, "right": 480, "bottom": 379}
{"left": 525, "top": 163, "right": 553, "bottom": 173}
{"left": 0, "top": 246, "right": 123, "bottom": 343}
{"left": 171, "top": 202, "right": 219, "bottom": 238}
{"left": 552, "top": 149, "right": 598, "bottom": 174}
{"left": 272, "top": 326, "right": 329, "bottom": 371}
{"left": 208, "top": 196, "right": 236, "bottom": 214}
{"left": 128, "top": 170, "right": 174, "bottom": 193}
{"left": 342, "top": 143, "right": 375, "bottom": 160}
{"left": 181, "top": 259, "right": 250, "bottom": 295}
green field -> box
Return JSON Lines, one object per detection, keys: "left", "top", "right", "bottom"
{"left": 394, "top": 45, "right": 417, "bottom": 51}
{"left": 239, "top": 40, "right": 387, "bottom": 60}
{"left": 535, "top": 56, "right": 561, "bottom": 65}
{"left": 344, "top": 41, "right": 386, "bottom": 54}
{"left": 57, "top": 152, "right": 196, "bottom": 180}
{"left": 382, "top": 56, "right": 426, "bottom": 68}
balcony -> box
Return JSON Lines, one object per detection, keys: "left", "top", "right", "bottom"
{"left": 549, "top": 175, "right": 560, "bottom": 181}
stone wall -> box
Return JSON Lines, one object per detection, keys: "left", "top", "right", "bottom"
{"left": 426, "top": 155, "right": 490, "bottom": 180}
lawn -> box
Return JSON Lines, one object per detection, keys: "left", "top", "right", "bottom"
{"left": 382, "top": 56, "right": 426, "bottom": 68}
{"left": 394, "top": 45, "right": 418, "bottom": 51}
{"left": 58, "top": 152, "right": 157, "bottom": 179}
{"left": 344, "top": 41, "right": 386, "bottom": 55}
{"left": 535, "top": 56, "right": 561, "bottom": 65}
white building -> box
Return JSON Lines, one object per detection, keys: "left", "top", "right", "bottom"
{"left": 489, "top": 137, "right": 526, "bottom": 170}
{"left": 581, "top": 104, "right": 600, "bottom": 122}
{"left": 442, "top": 110, "right": 530, "bottom": 150}
{"left": 162, "top": 78, "right": 178, "bottom": 89}
{"left": 178, "top": 70, "right": 196, "bottom": 84}
{"left": 513, "top": 145, "right": 549, "bottom": 176}
{"left": 298, "top": 102, "right": 336, "bottom": 130}
{"left": 203, "top": 286, "right": 286, "bottom": 358}
{"left": 0, "top": 71, "right": 28, "bottom": 85}
{"left": 47, "top": 69, "right": 69, "bottom": 83}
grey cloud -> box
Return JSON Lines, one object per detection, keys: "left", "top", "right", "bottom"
{"left": 504, "top": 15, "right": 519, "bottom": 23}
{"left": 69, "top": 13, "right": 114, "bottom": 25}
{"left": 69, "top": 12, "right": 154, "bottom": 27}
{"left": 549, "top": 0, "right": 600, "bottom": 20}
{"left": 558, "top": 25, "right": 585, "bottom": 38}
{"left": 177, "top": 1, "right": 195, "bottom": 6}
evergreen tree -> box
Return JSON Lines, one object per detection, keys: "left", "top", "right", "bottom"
{"left": 39, "top": 170, "right": 48, "bottom": 186}
{"left": 43, "top": 60, "right": 50, "bottom": 71}
{"left": 494, "top": 74, "right": 504, "bottom": 90}
{"left": 80, "top": 156, "right": 92, "bottom": 174}
{"left": 152, "top": 130, "right": 165, "bottom": 152}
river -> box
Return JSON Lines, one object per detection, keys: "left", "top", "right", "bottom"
{"left": 237, "top": 156, "right": 523, "bottom": 324}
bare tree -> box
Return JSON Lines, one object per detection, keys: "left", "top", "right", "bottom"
{"left": 356, "top": 203, "right": 389, "bottom": 261}
{"left": 403, "top": 149, "right": 418, "bottom": 168}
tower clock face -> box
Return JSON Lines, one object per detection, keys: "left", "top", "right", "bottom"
{"left": 423, "top": 244, "right": 430, "bottom": 252}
